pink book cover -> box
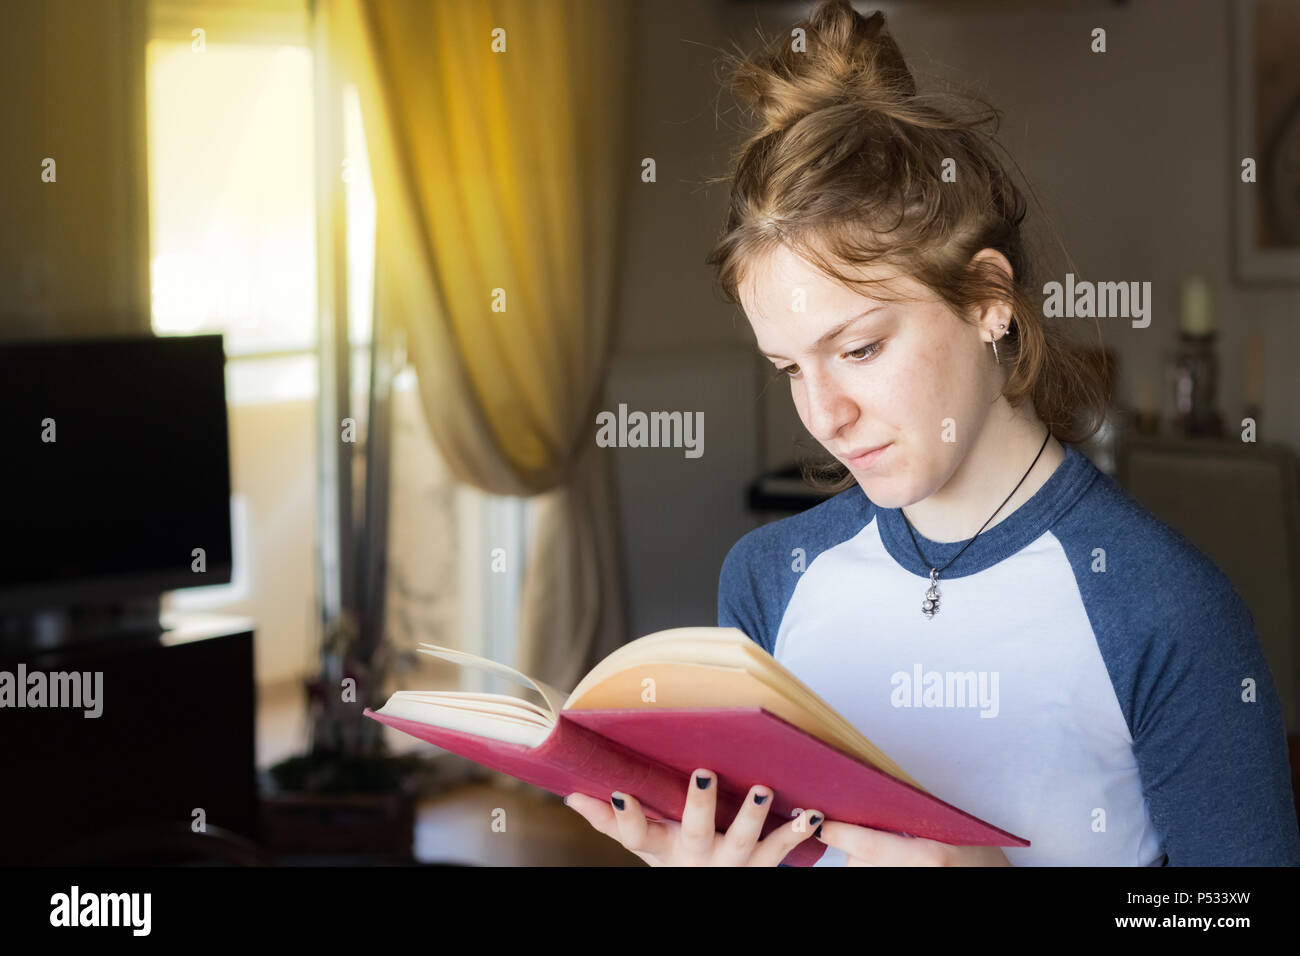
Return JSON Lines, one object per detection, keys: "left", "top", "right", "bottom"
{"left": 363, "top": 705, "right": 1029, "bottom": 866}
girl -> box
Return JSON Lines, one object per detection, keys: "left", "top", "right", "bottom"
{"left": 565, "top": 0, "right": 1300, "bottom": 866}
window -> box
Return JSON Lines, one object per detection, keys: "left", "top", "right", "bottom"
{"left": 144, "top": 21, "right": 320, "bottom": 686}
{"left": 145, "top": 0, "right": 530, "bottom": 686}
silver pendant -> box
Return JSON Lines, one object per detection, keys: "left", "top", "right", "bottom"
{"left": 921, "top": 568, "right": 940, "bottom": 619}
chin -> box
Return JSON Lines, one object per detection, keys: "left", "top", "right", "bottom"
{"left": 853, "top": 476, "right": 909, "bottom": 508}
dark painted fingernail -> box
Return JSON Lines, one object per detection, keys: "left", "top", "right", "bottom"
{"left": 814, "top": 824, "right": 823, "bottom": 839}
{"left": 753, "top": 792, "right": 768, "bottom": 805}
{"left": 695, "top": 774, "right": 711, "bottom": 790}
{"left": 808, "top": 813, "right": 823, "bottom": 827}
{"left": 611, "top": 794, "right": 625, "bottom": 811}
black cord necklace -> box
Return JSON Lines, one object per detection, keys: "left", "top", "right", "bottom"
{"left": 904, "top": 427, "right": 1052, "bottom": 619}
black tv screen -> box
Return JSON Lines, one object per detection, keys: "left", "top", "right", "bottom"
{"left": 0, "top": 333, "right": 233, "bottom": 611}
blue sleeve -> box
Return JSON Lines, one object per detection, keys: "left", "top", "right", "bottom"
{"left": 717, "top": 531, "right": 769, "bottom": 653}
{"left": 1054, "top": 485, "right": 1300, "bottom": 865}
{"left": 1123, "top": 575, "right": 1300, "bottom": 865}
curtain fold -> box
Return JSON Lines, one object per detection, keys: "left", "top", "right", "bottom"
{"left": 320, "top": 0, "right": 631, "bottom": 690}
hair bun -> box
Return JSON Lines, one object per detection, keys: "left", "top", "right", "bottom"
{"left": 727, "top": 3, "right": 916, "bottom": 136}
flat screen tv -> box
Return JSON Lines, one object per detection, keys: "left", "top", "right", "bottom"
{"left": 0, "top": 333, "right": 233, "bottom": 625}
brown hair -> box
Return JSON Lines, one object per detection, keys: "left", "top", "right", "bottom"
{"left": 704, "top": 0, "right": 1110, "bottom": 494}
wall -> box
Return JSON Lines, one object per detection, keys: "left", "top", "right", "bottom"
{"left": 604, "top": 0, "right": 766, "bottom": 640}
{"left": 604, "top": 346, "right": 763, "bottom": 637}
{"left": 0, "top": 0, "right": 150, "bottom": 337}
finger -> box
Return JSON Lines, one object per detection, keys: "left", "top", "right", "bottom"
{"left": 713, "top": 784, "right": 774, "bottom": 866}
{"left": 678, "top": 769, "right": 719, "bottom": 860}
{"left": 817, "top": 820, "right": 946, "bottom": 866}
{"left": 608, "top": 790, "right": 673, "bottom": 860}
{"left": 748, "top": 807, "right": 823, "bottom": 867}
{"left": 566, "top": 791, "right": 672, "bottom": 862}
{"left": 563, "top": 792, "right": 619, "bottom": 839}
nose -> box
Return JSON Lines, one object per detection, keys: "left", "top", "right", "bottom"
{"left": 799, "top": 365, "right": 858, "bottom": 444}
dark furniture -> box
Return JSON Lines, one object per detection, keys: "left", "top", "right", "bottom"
{"left": 0, "top": 613, "right": 257, "bottom": 865}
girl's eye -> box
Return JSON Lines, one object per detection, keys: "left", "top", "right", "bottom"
{"left": 845, "top": 342, "right": 882, "bottom": 362}
{"left": 773, "top": 341, "right": 881, "bottom": 380}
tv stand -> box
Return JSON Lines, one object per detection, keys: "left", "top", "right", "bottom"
{"left": 0, "top": 611, "right": 258, "bottom": 865}
{"left": 0, "top": 595, "right": 164, "bottom": 652}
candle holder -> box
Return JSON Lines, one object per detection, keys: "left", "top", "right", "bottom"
{"left": 1169, "top": 329, "right": 1225, "bottom": 439}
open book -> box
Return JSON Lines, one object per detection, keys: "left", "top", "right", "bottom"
{"left": 364, "top": 626, "right": 1028, "bottom": 865}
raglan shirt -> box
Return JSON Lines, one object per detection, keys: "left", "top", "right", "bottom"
{"left": 717, "top": 442, "right": 1300, "bottom": 866}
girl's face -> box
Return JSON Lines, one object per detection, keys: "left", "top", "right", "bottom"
{"left": 739, "top": 244, "right": 998, "bottom": 509}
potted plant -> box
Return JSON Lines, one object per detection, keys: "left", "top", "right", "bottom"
{"left": 260, "top": 609, "right": 450, "bottom": 861}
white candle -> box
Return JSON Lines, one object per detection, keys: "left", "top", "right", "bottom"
{"left": 1180, "top": 274, "right": 1214, "bottom": 335}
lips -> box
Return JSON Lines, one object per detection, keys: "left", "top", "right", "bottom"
{"left": 842, "top": 443, "right": 890, "bottom": 459}
{"left": 842, "top": 442, "right": 892, "bottom": 468}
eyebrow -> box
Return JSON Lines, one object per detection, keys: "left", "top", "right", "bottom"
{"left": 756, "top": 305, "right": 889, "bottom": 361}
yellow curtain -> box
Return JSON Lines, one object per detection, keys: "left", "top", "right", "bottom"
{"left": 323, "top": 0, "right": 632, "bottom": 691}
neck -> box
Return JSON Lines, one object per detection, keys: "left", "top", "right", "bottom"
{"left": 901, "top": 401, "right": 1066, "bottom": 544}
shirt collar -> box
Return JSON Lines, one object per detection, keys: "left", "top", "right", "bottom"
{"left": 868, "top": 442, "right": 1099, "bottom": 579}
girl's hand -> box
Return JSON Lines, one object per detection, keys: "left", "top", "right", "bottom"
{"left": 564, "top": 768, "right": 822, "bottom": 866}
{"left": 816, "top": 820, "right": 1013, "bottom": 866}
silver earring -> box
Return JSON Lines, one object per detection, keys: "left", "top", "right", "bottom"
{"left": 991, "top": 322, "right": 1007, "bottom": 366}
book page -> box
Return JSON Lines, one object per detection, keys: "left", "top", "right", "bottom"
{"left": 375, "top": 694, "right": 551, "bottom": 747}
{"left": 415, "top": 643, "right": 569, "bottom": 717}
{"left": 394, "top": 691, "right": 555, "bottom": 725}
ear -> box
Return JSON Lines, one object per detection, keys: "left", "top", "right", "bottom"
{"left": 967, "top": 248, "right": 1015, "bottom": 342}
